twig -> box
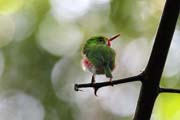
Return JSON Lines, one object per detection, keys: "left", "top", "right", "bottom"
{"left": 159, "top": 87, "right": 180, "bottom": 94}
{"left": 74, "top": 73, "right": 143, "bottom": 95}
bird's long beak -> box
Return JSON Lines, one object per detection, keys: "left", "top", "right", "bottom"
{"left": 108, "top": 33, "right": 120, "bottom": 41}
{"left": 107, "top": 33, "right": 120, "bottom": 46}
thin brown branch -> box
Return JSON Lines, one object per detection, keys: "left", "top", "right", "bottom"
{"left": 159, "top": 87, "right": 180, "bottom": 94}
{"left": 74, "top": 73, "right": 143, "bottom": 95}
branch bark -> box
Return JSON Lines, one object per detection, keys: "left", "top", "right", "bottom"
{"left": 133, "top": 0, "right": 180, "bottom": 120}
{"left": 160, "top": 88, "right": 180, "bottom": 94}
{"left": 74, "top": 73, "right": 143, "bottom": 94}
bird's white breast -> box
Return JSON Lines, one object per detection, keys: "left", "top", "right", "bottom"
{"left": 81, "top": 56, "right": 96, "bottom": 74}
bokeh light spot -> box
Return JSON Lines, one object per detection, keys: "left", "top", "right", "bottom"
{"left": 51, "top": 57, "right": 92, "bottom": 102}
{"left": 50, "top": 0, "right": 91, "bottom": 21}
{"left": 99, "top": 83, "right": 140, "bottom": 117}
{"left": 12, "top": 7, "right": 37, "bottom": 42}
{"left": 121, "top": 38, "right": 151, "bottom": 75}
{"left": 0, "top": 15, "right": 15, "bottom": 48}
{"left": 164, "top": 30, "right": 180, "bottom": 77}
{"left": 37, "top": 15, "right": 83, "bottom": 56}
{"left": 0, "top": 91, "right": 45, "bottom": 120}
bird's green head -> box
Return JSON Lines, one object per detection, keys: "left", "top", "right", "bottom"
{"left": 85, "top": 36, "right": 107, "bottom": 46}
{"left": 83, "top": 34, "right": 120, "bottom": 54}
{"left": 83, "top": 36, "right": 107, "bottom": 54}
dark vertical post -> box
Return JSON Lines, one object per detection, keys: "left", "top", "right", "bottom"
{"left": 133, "top": 0, "right": 180, "bottom": 120}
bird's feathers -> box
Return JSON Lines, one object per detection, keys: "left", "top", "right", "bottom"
{"left": 85, "top": 45, "right": 115, "bottom": 76}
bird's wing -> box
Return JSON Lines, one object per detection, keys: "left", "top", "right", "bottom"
{"left": 86, "top": 45, "right": 115, "bottom": 69}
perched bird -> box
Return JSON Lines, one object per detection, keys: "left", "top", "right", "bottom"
{"left": 81, "top": 34, "right": 120, "bottom": 95}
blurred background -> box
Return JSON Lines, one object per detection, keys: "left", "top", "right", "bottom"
{"left": 0, "top": 0, "right": 180, "bottom": 120}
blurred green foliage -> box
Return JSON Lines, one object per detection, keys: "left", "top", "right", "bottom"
{"left": 110, "top": 0, "right": 161, "bottom": 39}
{"left": 0, "top": 0, "right": 180, "bottom": 120}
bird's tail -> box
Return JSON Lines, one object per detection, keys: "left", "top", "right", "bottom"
{"left": 104, "top": 64, "right": 112, "bottom": 78}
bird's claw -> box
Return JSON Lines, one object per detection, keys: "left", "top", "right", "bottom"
{"left": 109, "top": 78, "right": 114, "bottom": 86}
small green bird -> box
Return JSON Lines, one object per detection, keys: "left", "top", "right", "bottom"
{"left": 81, "top": 34, "right": 120, "bottom": 94}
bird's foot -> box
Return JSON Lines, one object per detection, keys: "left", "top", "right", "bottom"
{"left": 91, "top": 74, "right": 95, "bottom": 84}
{"left": 109, "top": 78, "right": 114, "bottom": 86}
{"left": 91, "top": 74, "right": 98, "bottom": 96}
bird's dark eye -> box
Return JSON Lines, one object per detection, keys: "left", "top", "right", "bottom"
{"left": 99, "top": 39, "right": 103, "bottom": 42}
{"left": 98, "top": 37, "right": 104, "bottom": 42}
